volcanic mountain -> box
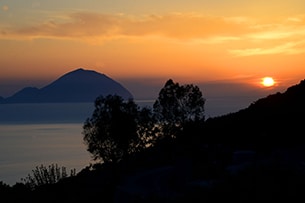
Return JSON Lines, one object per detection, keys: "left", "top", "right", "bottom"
{"left": 1, "top": 68, "right": 133, "bottom": 103}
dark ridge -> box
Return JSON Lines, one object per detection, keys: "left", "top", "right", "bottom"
{"left": 204, "top": 79, "right": 305, "bottom": 144}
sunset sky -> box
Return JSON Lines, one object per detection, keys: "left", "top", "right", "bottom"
{"left": 1, "top": 0, "right": 305, "bottom": 114}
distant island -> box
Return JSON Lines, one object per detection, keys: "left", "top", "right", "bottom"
{"left": 0, "top": 68, "right": 133, "bottom": 103}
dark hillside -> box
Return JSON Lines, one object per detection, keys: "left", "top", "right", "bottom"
{"left": 204, "top": 79, "right": 305, "bottom": 145}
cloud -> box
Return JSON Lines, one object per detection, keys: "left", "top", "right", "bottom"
{"left": 5, "top": 13, "right": 122, "bottom": 40}
{"left": 229, "top": 40, "right": 305, "bottom": 56}
{"left": 1, "top": 11, "right": 305, "bottom": 56}
{"left": 246, "top": 25, "right": 305, "bottom": 41}
{"left": 0, "top": 12, "right": 251, "bottom": 41}
{"left": 228, "top": 16, "right": 305, "bottom": 56}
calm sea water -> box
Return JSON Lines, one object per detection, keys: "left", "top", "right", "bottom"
{"left": 0, "top": 103, "right": 95, "bottom": 186}
{"left": 0, "top": 123, "right": 91, "bottom": 186}
{"left": 0, "top": 102, "right": 155, "bottom": 186}
{"left": 0, "top": 99, "right": 247, "bottom": 185}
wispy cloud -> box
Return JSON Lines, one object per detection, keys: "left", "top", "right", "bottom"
{"left": 0, "top": 12, "right": 251, "bottom": 41}
{"left": 226, "top": 15, "right": 305, "bottom": 56}
{"left": 1, "top": 11, "right": 305, "bottom": 56}
{"left": 229, "top": 40, "right": 305, "bottom": 56}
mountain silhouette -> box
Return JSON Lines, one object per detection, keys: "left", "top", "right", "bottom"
{"left": 204, "top": 79, "right": 305, "bottom": 144}
{"left": 1, "top": 68, "right": 133, "bottom": 103}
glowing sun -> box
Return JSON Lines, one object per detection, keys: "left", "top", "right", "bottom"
{"left": 262, "top": 77, "right": 275, "bottom": 87}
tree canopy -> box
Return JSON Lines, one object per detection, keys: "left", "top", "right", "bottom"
{"left": 153, "top": 79, "right": 205, "bottom": 138}
{"left": 83, "top": 95, "right": 140, "bottom": 163}
{"left": 83, "top": 79, "right": 206, "bottom": 163}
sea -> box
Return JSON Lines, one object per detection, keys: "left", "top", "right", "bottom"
{"left": 0, "top": 101, "right": 155, "bottom": 186}
{"left": 0, "top": 99, "right": 249, "bottom": 186}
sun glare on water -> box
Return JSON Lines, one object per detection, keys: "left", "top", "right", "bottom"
{"left": 262, "top": 77, "right": 275, "bottom": 87}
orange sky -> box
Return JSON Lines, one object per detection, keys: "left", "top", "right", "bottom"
{"left": 1, "top": 0, "right": 305, "bottom": 100}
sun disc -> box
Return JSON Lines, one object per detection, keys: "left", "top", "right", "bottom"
{"left": 262, "top": 77, "right": 275, "bottom": 87}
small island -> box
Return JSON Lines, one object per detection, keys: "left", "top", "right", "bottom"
{"left": 0, "top": 68, "right": 133, "bottom": 104}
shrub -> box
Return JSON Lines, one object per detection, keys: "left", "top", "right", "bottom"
{"left": 21, "top": 163, "right": 76, "bottom": 190}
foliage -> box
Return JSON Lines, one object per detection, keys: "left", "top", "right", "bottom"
{"left": 0, "top": 181, "right": 10, "bottom": 193}
{"left": 153, "top": 79, "right": 205, "bottom": 138}
{"left": 83, "top": 80, "right": 206, "bottom": 164}
{"left": 21, "top": 163, "right": 76, "bottom": 190}
{"left": 136, "top": 106, "right": 160, "bottom": 148}
{"left": 83, "top": 95, "right": 155, "bottom": 164}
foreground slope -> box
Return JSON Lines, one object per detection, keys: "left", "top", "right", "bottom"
{"left": 204, "top": 79, "right": 305, "bottom": 143}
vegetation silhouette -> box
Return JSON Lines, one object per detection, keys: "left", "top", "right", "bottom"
{"left": 83, "top": 95, "right": 150, "bottom": 164}
{"left": 82, "top": 79, "right": 205, "bottom": 164}
{"left": 2, "top": 79, "right": 305, "bottom": 202}
{"left": 153, "top": 79, "right": 205, "bottom": 139}
{"left": 21, "top": 164, "right": 76, "bottom": 190}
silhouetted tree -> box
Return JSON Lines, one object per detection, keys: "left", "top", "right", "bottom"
{"left": 83, "top": 95, "right": 155, "bottom": 164}
{"left": 136, "top": 106, "right": 160, "bottom": 148}
{"left": 83, "top": 80, "right": 205, "bottom": 163}
{"left": 153, "top": 79, "right": 206, "bottom": 138}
